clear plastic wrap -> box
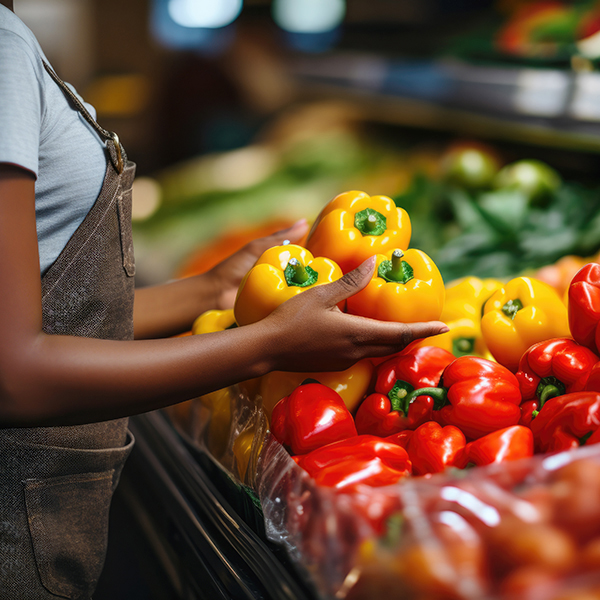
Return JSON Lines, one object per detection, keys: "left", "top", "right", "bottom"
{"left": 166, "top": 386, "right": 600, "bottom": 600}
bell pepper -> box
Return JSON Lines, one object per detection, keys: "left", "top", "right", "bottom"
{"left": 515, "top": 337, "right": 599, "bottom": 413}
{"left": 259, "top": 359, "right": 374, "bottom": 419}
{"left": 456, "top": 425, "right": 533, "bottom": 469}
{"left": 305, "top": 190, "right": 411, "bottom": 274}
{"left": 355, "top": 345, "right": 455, "bottom": 436}
{"left": 191, "top": 308, "right": 237, "bottom": 334}
{"left": 401, "top": 356, "right": 522, "bottom": 440}
{"left": 233, "top": 243, "right": 343, "bottom": 326}
{"left": 481, "top": 276, "right": 570, "bottom": 372}
{"left": 412, "top": 317, "right": 493, "bottom": 359}
{"left": 233, "top": 426, "right": 266, "bottom": 483}
{"left": 294, "top": 434, "right": 412, "bottom": 491}
{"left": 404, "top": 421, "right": 466, "bottom": 476}
{"left": 270, "top": 382, "right": 357, "bottom": 455}
{"left": 346, "top": 248, "right": 445, "bottom": 323}
{"left": 442, "top": 276, "right": 504, "bottom": 322}
{"left": 529, "top": 391, "right": 600, "bottom": 453}
{"left": 198, "top": 388, "right": 232, "bottom": 459}
{"left": 568, "top": 263, "right": 600, "bottom": 355}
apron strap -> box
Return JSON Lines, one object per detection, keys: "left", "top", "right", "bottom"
{"left": 42, "top": 60, "right": 127, "bottom": 174}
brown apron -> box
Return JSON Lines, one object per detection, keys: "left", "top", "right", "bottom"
{"left": 0, "top": 62, "right": 137, "bottom": 600}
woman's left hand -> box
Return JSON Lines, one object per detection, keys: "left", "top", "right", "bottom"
{"left": 208, "top": 219, "right": 309, "bottom": 310}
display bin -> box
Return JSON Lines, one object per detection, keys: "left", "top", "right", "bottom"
{"left": 114, "top": 409, "right": 318, "bottom": 600}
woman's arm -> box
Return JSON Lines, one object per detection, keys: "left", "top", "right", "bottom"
{"left": 0, "top": 164, "right": 447, "bottom": 428}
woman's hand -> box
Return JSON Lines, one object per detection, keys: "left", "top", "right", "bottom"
{"left": 207, "top": 219, "right": 310, "bottom": 310}
{"left": 258, "top": 257, "right": 450, "bottom": 373}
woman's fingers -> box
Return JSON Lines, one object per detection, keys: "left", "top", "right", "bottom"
{"left": 310, "top": 257, "right": 376, "bottom": 307}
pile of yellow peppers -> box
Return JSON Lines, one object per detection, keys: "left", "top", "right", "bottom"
{"left": 184, "top": 189, "right": 572, "bottom": 482}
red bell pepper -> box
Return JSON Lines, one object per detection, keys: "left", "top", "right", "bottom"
{"left": 271, "top": 382, "right": 357, "bottom": 455}
{"left": 515, "top": 338, "right": 599, "bottom": 426}
{"left": 399, "top": 356, "right": 522, "bottom": 440}
{"left": 456, "top": 425, "right": 533, "bottom": 468}
{"left": 294, "top": 435, "right": 412, "bottom": 491}
{"left": 404, "top": 421, "right": 466, "bottom": 476}
{"left": 354, "top": 346, "right": 455, "bottom": 437}
{"left": 529, "top": 391, "right": 600, "bottom": 453}
{"left": 568, "top": 263, "right": 600, "bottom": 354}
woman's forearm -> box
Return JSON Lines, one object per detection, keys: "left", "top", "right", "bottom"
{"left": 0, "top": 321, "right": 276, "bottom": 427}
{"left": 133, "top": 273, "right": 220, "bottom": 340}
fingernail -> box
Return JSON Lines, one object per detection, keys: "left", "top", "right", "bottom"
{"left": 292, "top": 218, "right": 308, "bottom": 227}
{"left": 439, "top": 326, "right": 450, "bottom": 333}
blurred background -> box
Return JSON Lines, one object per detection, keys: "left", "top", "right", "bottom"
{"left": 17, "top": 0, "right": 600, "bottom": 289}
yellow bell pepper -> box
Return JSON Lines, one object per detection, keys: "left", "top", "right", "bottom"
{"left": 199, "top": 388, "right": 232, "bottom": 459}
{"left": 191, "top": 308, "right": 261, "bottom": 399}
{"left": 306, "top": 190, "right": 412, "bottom": 274}
{"left": 259, "top": 358, "right": 374, "bottom": 419}
{"left": 412, "top": 317, "right": 494, "bottom": 360}
{"left": 346, "top": 248, "right": 444, "bottom": 323}
{"left": 442, "top": 276, "right": 504, "bottom": 322}
{"left": 232, "top": 426, "right": 265, "bottom": 483}
{"left": 481, "top": 276, "right": 570, "bottom": 372}
{"left": 233, "top": 243, "right": 343, "bottom": 327}
{"left": 192, "top": 308, "right": 236, "bottom": 335}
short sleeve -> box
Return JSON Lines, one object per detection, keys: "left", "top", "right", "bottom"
{"left": 0, "top": 30, "right": 43, "bottom": 177}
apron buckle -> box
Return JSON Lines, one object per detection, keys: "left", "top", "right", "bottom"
{"left": 110, "top": 132, "right": 124, "bottom": 174}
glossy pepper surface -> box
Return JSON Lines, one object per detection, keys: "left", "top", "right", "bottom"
{"left": 233, "top": 243, "right": 343, "bottom": 326}
{"left": 481, "top": 276, "right": 570, "bottom": 372}
{"left": 442, "top": 276, "right": 504, "bottom": 322}
{"left": 294, "top": 435, "right": 412, "bottom": 491}
{"left": 404, "top": 421, "right": 466, "bottom": 476}
{"left": 305, "top": 190, "right": 411, "bottom": 274}
{"left": 355, "top": 346, "right": 455, "bottom": 436}
{"left": 403, "top": 356, "right": 522, "bottom": 440}
{"left": 259, "top": 359, "right": 373, "bottom": 419}
{"left": 413, "top": 317, "right": 491, "bottom": 359}
{"left": 270, "top": 382, "right": 357, "bottom": 455}
{"left": 529, "top": 391, "right": 600, "bottom": 453}
{"left": 456, "top": 425, "right": 533, "bottom": 468}
{"left": 568, "top": 263, "right": 600, "bottom": 355}
{"left": 346, "top": 248, "right": 444, "bottom": 323}
{"left": 192, "top": 308, "right": 236, "bottom": 335}
{"left": 515, "top": 338, "right": 599, "bottom": 416}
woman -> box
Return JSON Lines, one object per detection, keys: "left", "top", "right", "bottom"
{"left": 0, "top": 2, "right": 447, "bottom": 598}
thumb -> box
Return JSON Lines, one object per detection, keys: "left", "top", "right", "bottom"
{"left": 317, "top": 256, "right": 376, "bottom": 307}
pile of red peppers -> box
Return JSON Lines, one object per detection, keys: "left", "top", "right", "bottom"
{"left": 270, "top": 262, "right": 600, "bottom": 491}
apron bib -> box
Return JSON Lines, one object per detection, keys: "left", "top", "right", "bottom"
{"left": 0, "top": 62, "right": 137, "bottom": 600}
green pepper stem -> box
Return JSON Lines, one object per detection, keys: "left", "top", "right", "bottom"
{"left": 539, "top": 384, "right": 562, "bottom": 405}
{"left": 502, "top": 298, "right": 523, "bottom": 320}
{"left": 287, "top": 258, "right": 308, "bottom": 284}
{"left": 366, "top": 214, "right": 378, "bottom": 232}
{"left": 403, "top": 386, "right": 448, "bottom": 410}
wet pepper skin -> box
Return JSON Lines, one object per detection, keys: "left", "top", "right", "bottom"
{"left": 355, "top": 345, "right": 455, "bottom": 437}
{"left": 306, "top": 190, "right": 412, "bottom": 274}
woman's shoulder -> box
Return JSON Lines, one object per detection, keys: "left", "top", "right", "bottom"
{"left": 0, "top": 6, "right": 47, "bottom": 69}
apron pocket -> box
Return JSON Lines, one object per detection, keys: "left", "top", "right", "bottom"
{"left": 24, "top": 470, "right": 115, "bottom": 600}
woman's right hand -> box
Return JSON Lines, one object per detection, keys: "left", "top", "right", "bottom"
{"left": 259, "top": 257, "right": 449, "bottom": 373}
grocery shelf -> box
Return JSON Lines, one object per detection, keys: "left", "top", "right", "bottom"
{"left": 289, "top": 52, "right": 600, "bottom": 153}
{"left": 114, "top": 411, "right": 317, "bottom": 600}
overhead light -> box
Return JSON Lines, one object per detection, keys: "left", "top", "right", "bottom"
{"left": 168, "top": 0, "right": 243, "bottom": 29}
{"left": 272, "top": 0, "right": 345, "bottom": 34}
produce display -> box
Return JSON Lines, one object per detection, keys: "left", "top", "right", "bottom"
{"left": 164, "top": 152, "right": 600, "bottom": 598}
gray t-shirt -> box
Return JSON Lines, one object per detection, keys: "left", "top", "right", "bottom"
{"left": 0, "top": 6, "right": 106, "bottom": 275}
